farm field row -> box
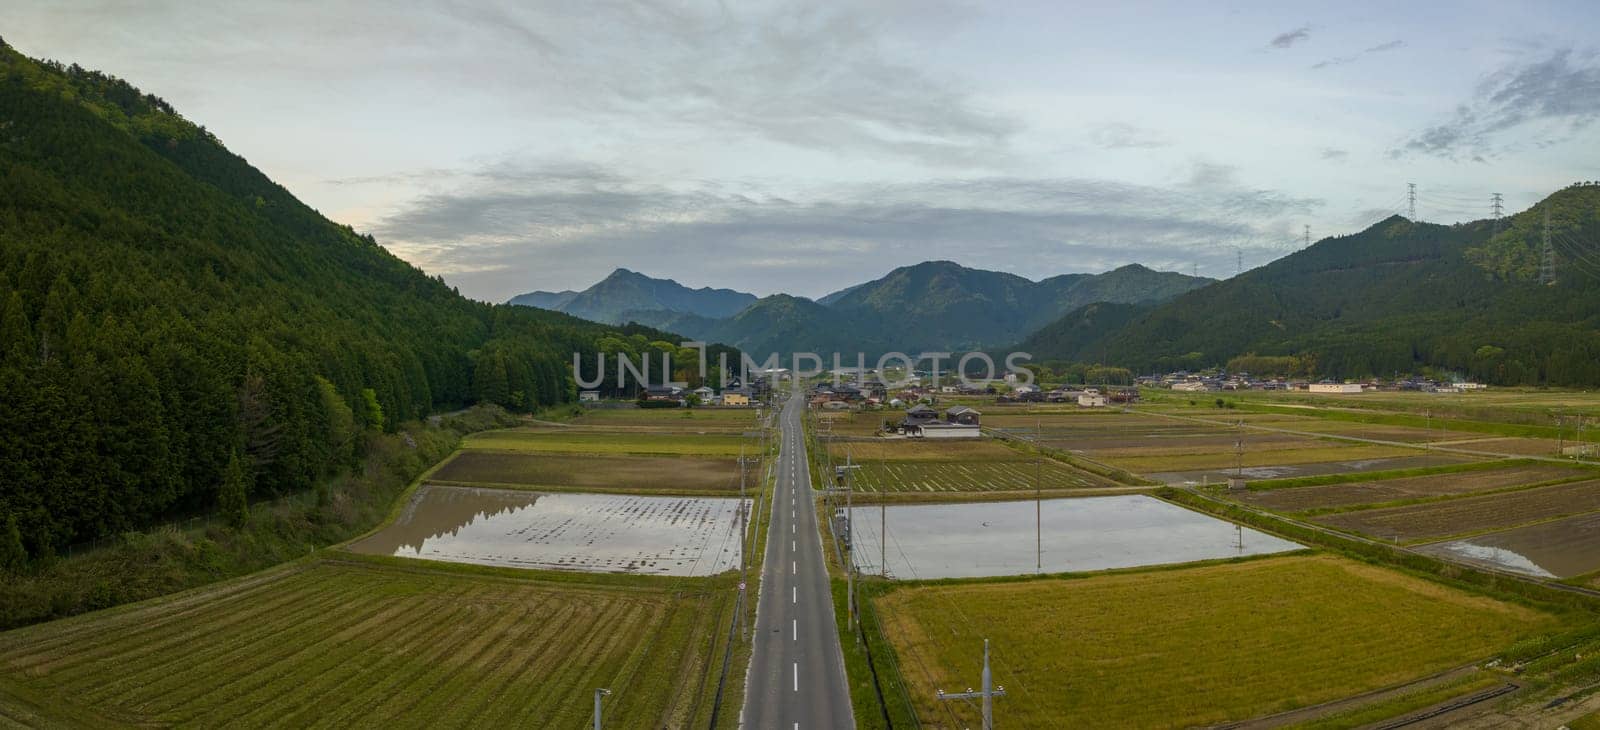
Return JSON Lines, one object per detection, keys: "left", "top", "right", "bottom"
{"left": 1418, "top": 511, "right": 1600, "bottom": 579}
{"left": 846, "top": 460, "right": 1104, "bottom": 493}
{"left": 1097, "top": 443, "right": 1420, "bottom": 474}
{"left": 1238, "top": 464, "right": 1592, "bottom": 513}
{"left": 570, "top": 407, "right": 760, "bottom": 428}
{"left": 1314, "top": 479, "right": 1600, "bottom": 542}
{"left": 872, "top": 554, "right": 1566, "bottom": 729}
{"left": 465, "top": 429, "right": 749, "bottom": 456}
{"left": 0, "top": 560, "right": 735, "bottom": 728}
{"left": 825, "top": 439, "right": 1027, "bottom": 463}
{"left": 430, "top": 451, "right": 743, "bottom": 493}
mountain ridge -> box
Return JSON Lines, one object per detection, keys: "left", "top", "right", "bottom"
{"left": 515, "top": 260, "right": 1211, "bottom": 353}
{"left": 509, "top": 268, "right": 758, "bottom": 324}
{"left": 1025, "top": 185, "right": 1600, "bottom": 386}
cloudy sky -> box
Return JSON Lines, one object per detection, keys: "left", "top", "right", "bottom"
{"left": 9, "top": 1, "right": 1600, "bottom": 301}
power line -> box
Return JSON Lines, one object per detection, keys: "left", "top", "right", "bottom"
{"left": 1407, "top": 182, "right": 1417, "bottom": 220}
{"left": 1549, "top": 231, "right": 1600, "bottom": 280}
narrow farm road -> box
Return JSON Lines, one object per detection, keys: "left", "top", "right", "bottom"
{"left": 741, "top": 386, "right": 855, "bottom": 729}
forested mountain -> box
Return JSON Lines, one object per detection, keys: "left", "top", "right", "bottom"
{"left": 701, "top": 295, "right": 895, "bottom": 357}
{"left": 509, "top": 268, "right": 758, "bottom": 323}
{"left": 1014, "top": 301, "right": 1150, "bottom": 361}
{"left": 819, "top": 261, "right": 1209, "bottom": 351}
{"left": 1047, "top": 184, "right": 1600, "bottom": 383}
{"left": 0, "top": 41, "right": 699, "bottom": 560}
{"left": 508, "top": 289, "right": 579, "bottom": 310}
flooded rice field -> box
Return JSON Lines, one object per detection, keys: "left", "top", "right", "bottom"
{"left": 847, "top": 495, "right": 1301, "bottom": 579}
{"left": 1414, "top": 511, "right": 1600, "bottom": 579}
{"left": 348, "top": 484, "right": 747, "bottom": 576}
{"left": 1148, "top": 454, "right": 1470, "bottom": 486}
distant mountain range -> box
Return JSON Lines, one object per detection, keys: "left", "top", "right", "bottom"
{"left": 509, "top": 261, "right": 1211, "bottom": 354}
{"left": 1022, "top": 183, "right": 1600, "bottom": 385}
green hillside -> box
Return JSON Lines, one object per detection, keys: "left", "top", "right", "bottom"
{"left": 1015, "top": 301, "right": 1150, "bottom": 361}
{"left": 1088, "top": 184, "right": 1600, "bottom": 383}
{"left": 702, "top": 294, "right": 893, "bottom": 356}
{"left": 0, "top": 43, "right": 685, "bottom": 560}
{"left": 823, "top": 260, "right": 1209, "bottom": 352}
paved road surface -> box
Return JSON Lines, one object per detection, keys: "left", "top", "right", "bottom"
{"left": 741, "top": 388, "right": 855, "bottom": 729}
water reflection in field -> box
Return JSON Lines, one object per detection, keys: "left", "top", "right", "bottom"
{"left": 848, "top": 495, "right": 1300, "bottom": 579}
{"left": 349, "top": 485, "right": 746, "bottom": 576}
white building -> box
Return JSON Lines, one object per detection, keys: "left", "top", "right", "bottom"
{"left": 1078, "top": 393, "right": 1107, "bottom": 408}
{"left": 1309, "top": 382, "right": 1364, "bottom": 394}
{"left": 578, "top": 390, "right": 601, "bottom": 402}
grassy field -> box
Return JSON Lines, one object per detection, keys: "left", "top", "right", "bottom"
{"left": 873, "top": 555, "right": 1565, "bottom": 729}
{"left": 1237, "top": 464, "right": 1591, "bottom": 513}
{"left": 430, "top": 451, "right": 743, "bottom": 493}
{"left": 1315, "top": 479, "right": 1600, "bottom": 542}
{"left": 465, "top": 429, "right": 750, "bottom": 456}
{"left": 0, "top": 558, "right": 738, "bottom": 728}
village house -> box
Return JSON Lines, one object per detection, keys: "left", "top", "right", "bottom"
{"left": 899, "top": 404, "right": 981, "bottom": 439}
{"left": 642, "top": 385, "right": 683, "bottom": 403}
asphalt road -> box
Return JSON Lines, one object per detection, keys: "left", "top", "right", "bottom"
{"left": 741, "top": 388, "right": 855, "bottom": 730}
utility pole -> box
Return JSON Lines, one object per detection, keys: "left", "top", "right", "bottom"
{"left": 1407, "top": 182, "right": 1417, "bottom": 220}
{"left": 1491, "top": 193, "right": 1504, "bottom": 231}
{"left": 839, "top": 449, "right": 861, "bottom": 631}
{"left": 1540, "top": 207, "right": 1556, "bottom": 285}
{"left": 936, "top": 639, "right": 1007, "bottom": 730}
{"left": 1035, "top": 458, "right": 1043, "bottom": 574}
{"left": 880, "top": 498, "right": 887, "bottom": 579}
{"left": 593, "top": 688, "right": 611, "bottom": 730}
{"left": 737, "top": 444, "right": 759, "bottom": 640}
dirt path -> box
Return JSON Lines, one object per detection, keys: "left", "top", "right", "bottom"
{"left": 1217, "top": 664, "right": 1496, "bottom": 729}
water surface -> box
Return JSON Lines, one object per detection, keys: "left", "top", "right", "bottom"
{"left": 349, "top": 485, "right": 747, "bottom": 576}
{"left": 847, "top": 495, "right": 1301, "bottom": 579}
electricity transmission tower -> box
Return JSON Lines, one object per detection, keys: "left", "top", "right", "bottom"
{"left": 936, "top": 639, "right": 1007, "bottom": 730}
{"left": 1235, "top": 249, "right": 1243, "bottom": 277}
{"left": 1540, "top": 208, "right": 1556, "bottom": 285}
{"left": 1303, "top": 224, "right": 1311, "bottom": 248}
{"left": 1407, "top": 183, "right": 1417, "bottom": 220}
{"left": 1491, "top": 193, "right": 1504, "bottom": 231}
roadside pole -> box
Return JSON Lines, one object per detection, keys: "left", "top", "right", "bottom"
{"left": 936, "top": 639, "right": 1005, "bottom": 730}
{"left": 593, "top": 688, "right": 611, "bottom": 730}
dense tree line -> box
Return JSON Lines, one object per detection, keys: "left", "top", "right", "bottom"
{"left": 0, "top": 42, "right": 703, "bottom": 561}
